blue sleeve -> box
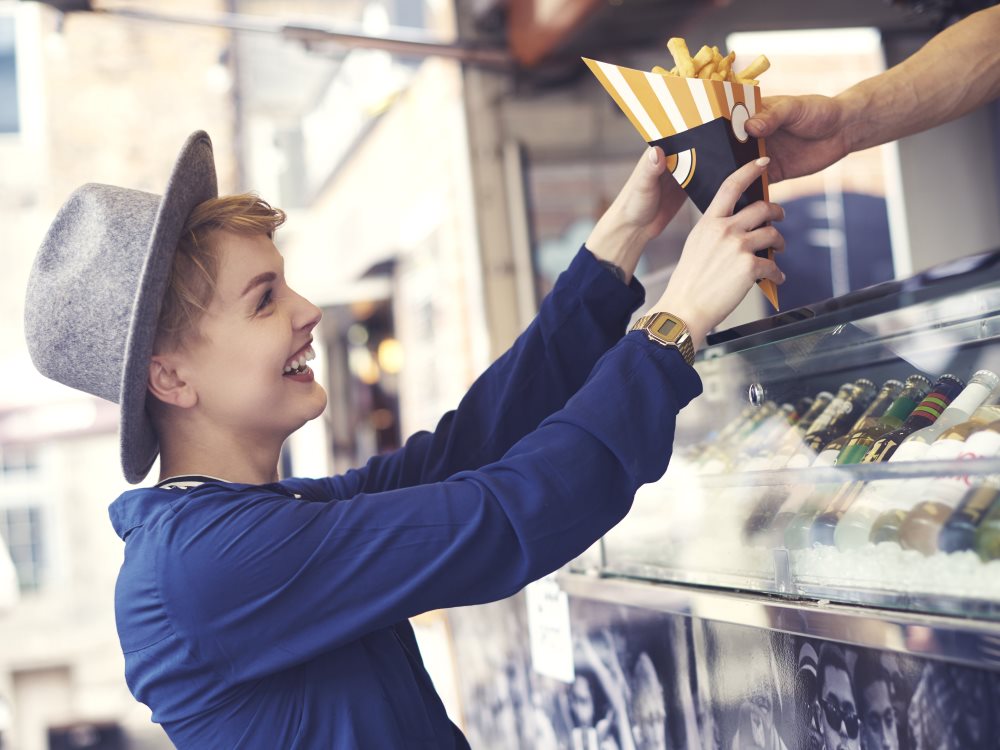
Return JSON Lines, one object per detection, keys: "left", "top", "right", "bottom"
{"left": 308, "top": 247, "right": 645, "bottom": 499}
{"left": 159, "top": 335, "right": 701, "bottom": 682}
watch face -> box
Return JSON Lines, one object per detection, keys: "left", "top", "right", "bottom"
{"left": 653, "top": 317, "right": 683, "bottom": 340}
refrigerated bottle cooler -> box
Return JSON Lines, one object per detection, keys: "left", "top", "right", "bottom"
{"left": 448, "top": 248, "right": 1000, "bottom": 750}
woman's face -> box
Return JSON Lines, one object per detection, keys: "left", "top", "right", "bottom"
{"left": 176, "top": 231, "right": 327, "bottom": 444}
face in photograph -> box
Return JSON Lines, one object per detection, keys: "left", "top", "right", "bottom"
{"left": 570, "top": 673, "right": 597, "bottom": 728}
{"left": 818, "top": 663, "right": 861, "bottom": 750}
{"left": 631, "top": 652, "right": 668, "bottom": 750}
{"left": 859, "top": 678, "right": 897, "bottom": 750}
{"left": 733, "top": 690, "right": 781, "bottom": 750}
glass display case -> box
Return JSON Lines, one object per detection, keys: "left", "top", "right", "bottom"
{"left": 583, "top": 247, "right": 1000, "bottom": 621}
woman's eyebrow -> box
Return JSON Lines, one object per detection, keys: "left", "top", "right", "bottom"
{"left": 240, "top": 271, "right": 277, "bottom": 298}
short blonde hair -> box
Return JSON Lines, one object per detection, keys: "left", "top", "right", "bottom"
{"left": 154, "top": 193, "right": 286, "bottom": 351}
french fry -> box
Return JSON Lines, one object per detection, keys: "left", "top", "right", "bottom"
{"left": 692, "top": 45, "right": 714, "bottom": 73}
{"left": 651, "top": 38, "right": 769, "bottom": 87}
{"left": 737, "top": 54, "right": 770, "bottom": 81}
{"left": 717, "top": 51, "right": 735, "bottom": 78}
{"left": 697, "top": 61, "right": 717, "bottom": 79}
{"left": 667, "top": 37, "right": 696, "bottom": 77}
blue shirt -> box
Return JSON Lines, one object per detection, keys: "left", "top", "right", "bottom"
{"left": 109, "top": 247, "right": 702, "bottom": 748}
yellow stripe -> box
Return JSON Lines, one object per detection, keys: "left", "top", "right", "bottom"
{"left": 583, "top": 58, "right": 653, "bottom": 141}
{"left": 704, "top": 80, "right": 726, "bottom": 120}
{"left": 620, "top": 67, "right": 677, "bottom": 138}
{"left": 664, "top": 75, "right": 703, "bottom": 130}
{"left": 647, "top": 73, "right": 689, "bottom": 135}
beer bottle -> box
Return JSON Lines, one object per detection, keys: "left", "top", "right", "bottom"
{"left": 741, "top": 403, "right": 799, "bottom": 458}
{"left": 804, "top": 375, "right": 932, "bottom": 546}
{"left": 796, "top": 379, "right": 877, "bottom": 457}
{"left": 698, "top": 402, "right": 778, "bottom": 474}
{"left": 766, "top": 388, "right": 844, "bottom": 469}
{"left": 869, "top": 370, "right": 1000, "bottom": 544}
{"left": 901, "top": 383, "right": 1000, "bottom": 553}
{"left": 829, "top": 374, "right": 966, "bottom": 550}
{"left": 779, "top": 379, "right": 877, "bottom": 471}
{"left": 814, "top": 379, "right": 904, "bottom": 463}
{"left": 939, "top": 484, "right": 1000, "bottom": 554}
{"left": 889, "top": 370, "right": 999, "bottom": 450}
{"left": 973, "top": 490, "right": 1000, "bottom": 561}
{"left": 762, "top": 380, "right": 875, "bottom": 548}
{"left": 791, "top": 393, "right": 830, "bottom": 435}
{"left": 832, "top": 375, "right": 931, "bottom": 465}
{"left": 900, "top": 415, "right": 1000, "bottom": 554}
{"left": 781, "top": 380, "right": 905, "bottom": 549}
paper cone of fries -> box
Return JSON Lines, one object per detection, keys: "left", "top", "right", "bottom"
{"left": 584, "top": 58, "right": 779, "bottom": 311}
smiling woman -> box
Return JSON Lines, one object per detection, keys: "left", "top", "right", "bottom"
{"left": 23, "top": 129, "right": 785, "bottom": 748}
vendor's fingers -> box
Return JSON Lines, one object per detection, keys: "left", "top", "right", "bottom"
{"left": 745, "top": 96, "right": 797, "bottom": 137}
{"left": 704, "top": 157, "right": 770, "bottom": 219}
{"left": 733, "top": 200, "right": 784, "bottom": 231}
{"left": 745, "top": 225, "right": 786, "bottom": 254}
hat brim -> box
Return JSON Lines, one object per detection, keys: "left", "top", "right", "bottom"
{"left": 118, "top": 131, "right": 219, "bottom": 483}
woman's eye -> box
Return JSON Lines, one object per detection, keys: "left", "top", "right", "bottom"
{"left": 255, "top": 289, "right": 273, "bottom": 312}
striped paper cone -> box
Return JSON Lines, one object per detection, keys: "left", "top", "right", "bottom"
{"left": 584, "top": 58, "right": 779, "bottom": 311}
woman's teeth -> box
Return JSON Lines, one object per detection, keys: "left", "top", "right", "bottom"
{"left": 283, "top": 345, "right": 316, "bottom": 374}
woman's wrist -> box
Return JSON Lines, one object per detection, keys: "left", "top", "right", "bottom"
{"left": 585, "top": 214, "right": 648, "bottom": 283}
{"left": 648, "top": 296, "right": 709, "bottom": 351}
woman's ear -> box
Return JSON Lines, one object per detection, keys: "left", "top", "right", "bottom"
{"left": 148, "top": 355, "right": 197, "bottom": 409}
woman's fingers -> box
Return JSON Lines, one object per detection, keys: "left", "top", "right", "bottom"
{"left": 703, "top": 157, "right": 770, "bottom": 219}
{"left": 744, "top": 225, "right": 786, "bottom": 254}
{"left": 733, "top": 200, "right": 784, "bottom": 232}
{"left": 753, "top": 256, "right": 786, "bottom": 285}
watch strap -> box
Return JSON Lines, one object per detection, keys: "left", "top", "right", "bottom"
{"left": 630, "top": 311, "right": 696, "bottom": 365}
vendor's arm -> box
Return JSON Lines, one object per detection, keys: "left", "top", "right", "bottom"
{"left": 153, "top": 160, "right": 784, "bottom": 683}
{"left": 321, "top": 149, "right": 687, "bottom": 496}
{"left": 745, "top": 4, "right": 1000, "bottom": 182}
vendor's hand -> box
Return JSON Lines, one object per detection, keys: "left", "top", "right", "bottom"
{"left": 586, "top": 146, "right": 687, "bottom": 281}
{"left": 655, "top": 157, "right": 785, "bottom": 350}
{"left": 744, "top": 94, "right": 850, "bottom": 182}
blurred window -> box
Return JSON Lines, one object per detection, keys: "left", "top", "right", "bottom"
{"left": 1, "top": 444, "right": 38, "bottom": 475}
{"left": 0, "top": 445, "right": 44, "bottom": 592}
{"left": 0, "top": 506, "right": 43, "bottom": 592}
{"left": 0, "top": 16, "right": 18, "bottom": 134}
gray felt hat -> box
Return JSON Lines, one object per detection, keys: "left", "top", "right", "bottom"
{"left": 25, "top": 130, "right": 218, "bottom": 484}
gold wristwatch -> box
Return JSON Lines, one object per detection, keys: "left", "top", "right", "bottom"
{"left": 630, "top": 312, "right": 695, "bottom": 365}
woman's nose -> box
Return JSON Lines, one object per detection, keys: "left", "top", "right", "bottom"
{"left": 293, "top": 292, "right": 322, "bottom": 331}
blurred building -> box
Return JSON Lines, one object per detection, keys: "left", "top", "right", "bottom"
{"left": 0, "top": 0, "right": 481, "bottom": 746}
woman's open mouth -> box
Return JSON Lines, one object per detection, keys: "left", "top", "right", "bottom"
{"left": 283, "top": 344, "right": 316, "bottom": 376}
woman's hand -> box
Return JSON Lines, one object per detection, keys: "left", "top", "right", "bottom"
{"left": 586, "top": 146, "right": 688, "bottom": 282}
{"left": 655, "top": 157, "right": 786, "bottom": 350}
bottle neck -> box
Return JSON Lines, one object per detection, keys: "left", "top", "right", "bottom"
{"left": 907, "top": 391, "right": 950, "bottom": 426}
{"left": 880, "top": 393, "right": 921, "bottom": 427}
{"left": 940, "top": 379, "right": 997, "bottom": 425}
